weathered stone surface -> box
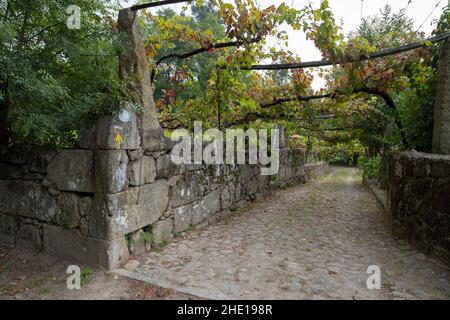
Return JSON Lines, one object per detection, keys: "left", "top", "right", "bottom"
{"left": 46, "top": 150, "right": 95, "bottom": 193}
{"left": 43, "top": 225, "right": 129, "bottom": 269}
{"left": 221, "top": 183, "right": 235, "bottom": 210}
{"left": 0, "top": 145, "right": 27, "bottom": 164}
{"left": 388, "top": 151, "right": 450, "bottom": 263}
{"left": 138, "top": 180, "right": 170, "bottom": 221}
{"left": 127, "top": 149, "right": 144, "bottom": 161}
{"left": 152, "top": 219, "right": 173, "bottom": 244}
{"left": 95, "top": 150, "right": 129, "bottom": 193}
{"left": 0, "top": 162, "right": 24, "bottom": 179}
{"left": 142, "top": 129, "right": 173, "bottom": 153}
{"left": 304, "top": 162, "right": 329, "bottom": 182}
{"left": 80, "top": 217, "right": 89, "bottom": 237}
{"left": 257, "top": 175, "right": 269, "bottom": 192}
{"left": 48, "top": 187, "right": 61, "bottom": 196}
{"left": 239, "top": 165, "right": 253, "bottom": 180}
{"left": 128, "top": 155, "right": 156, "bottom": 186}
{"left": 28, "top": 149, "right": 58, "bottom": 173}
{"left": 0, "top": 145, "right": 56, "bottom": 171}
{"left": 98, "top": 237, "right": 131, "bottom": 269}
{"left": 185, "top": 163, "right": 206, "bottom": 171}
{"left": 174, "top": 204, "right": 193, "bottom": 233}
{"left": 41, "top": 178, "right": 52, "bottom": 188}
{"left": 79, "top": 197, "right": 93, "bottom": 217}
{"left": 43, "top": 225, "right": 93, "bottom": 262}
{"left": 16, "top": 223, "right": 41, "bottom": 248}
{"left": 171, "top": 173, "right": 208, "bottom": 208}
{"left": 117, "top": 9, "right": 170, "bottom": 153}
{"left": 192, "top": 190, "right": 221, "bottom": 225}
{"left": 24, "top": 172, "right": 44, "bottom": 182}
{"left": 77, "top": 113, "right": 141, "bottom": 150}
{"left": 234, "top": 183, "right": 243, "bottom": 202}
{"left": 128, "top": 230, "right": 150, "bottom": 255}
{"left": 0, "top": 180, "right": 57, "bottom": 221}
{"left": 123, "top": 259, "right": 140, "bottom": 270}
{"left": 89, "top": 188, "right": 137, "bottom": 240}
{"left": 249, "top": 177, "right": 259, "bottom": 195}
{"left": 0, "top": 213, "right": 17, "bottom": 246}
{"left": 56, "top": 193, "right": 81, "bottom": 229}
{"left": 156, "top": 154, "right": 177, "bottom": 179}
{"left": 90, "top": 180, "right": 169, "bottom": 240}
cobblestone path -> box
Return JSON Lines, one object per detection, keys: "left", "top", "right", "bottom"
{"left": 117, "top": 166, "right": 450, "bottom": 300}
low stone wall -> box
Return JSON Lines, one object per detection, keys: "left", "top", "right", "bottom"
{"left": 0, "top": 145, "right": 115, "bottom": 266}
{"left": 304, "top": 162, "right": 329, "bottom": 181}
{"left": 388, "top": 151, "right": 450, "bottom": 263}
{"left": 0, "top": 131, "right": 327, "bottom": 269}
{"left": 362, "top": 176, "right": 390, "bottom": 218}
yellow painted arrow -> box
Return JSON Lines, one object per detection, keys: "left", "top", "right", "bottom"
{"left": 115, "top": 133, "right": 123, "bottom": 149}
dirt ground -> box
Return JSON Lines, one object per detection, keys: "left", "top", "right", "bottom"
{"left": 0, "top": 245, "right": 197, "bottom": 300}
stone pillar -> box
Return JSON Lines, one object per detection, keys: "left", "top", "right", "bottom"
{"left": 276, "top": 124, "right": 286, "bottom": 148}
{"left": 432, "top": 38, "right": 450, "bottom": 155}
{"left": 117, "top": 8, "right": 171, "bottom": 152}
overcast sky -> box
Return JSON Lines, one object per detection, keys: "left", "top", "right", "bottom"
{"left": 120, "top": 0, "right": 448, "bottom": 90}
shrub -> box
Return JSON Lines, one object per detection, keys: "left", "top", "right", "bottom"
{"left": 357, "top": 155, "right": 381, "bottom": 180}
{"left": 0, "top": 1, "right": 130, "bottom": 147}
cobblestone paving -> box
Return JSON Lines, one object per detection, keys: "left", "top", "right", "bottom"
{"left": 117, "top": 167, "right": 450, "bottom": 300}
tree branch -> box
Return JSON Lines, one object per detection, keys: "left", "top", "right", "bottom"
{"left": 224, "top": 111, "right": 356, "bottom": 143}
{"left": 25, "top": 22, "right": 63, "bottom": 43}
{"left": 221, "top": 32, "right": 450, "bottom": 71}
{"left": 151, "top": 37, "right": 261, "bottom": 82}
{"left": 129, "top": 0, "right": 195, "bottom": 11}
{"left": 257, "top": 87, "right": 409, "bottom": 147}
{"left": 355, "top": 87, "right": 409, "bottom": 148}
{"left": 261, "top": 93, "right": 333, "bottom": 108}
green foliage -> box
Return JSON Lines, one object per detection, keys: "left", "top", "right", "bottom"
{"left": 35, "top": 242, "right": 45, "bottom": 253}
{"left": 313, "top": 139, "right": 365, "bottom": 164}
{"left": 144, "top": 0, "right": 341, "bottom": 132}
{"left": 357, "top": 155, "right": 381, "bottom": 180}
{"left": 80, "top": 266, "right": 94, "bottom": 287}
{"left": 320, "top": 5, "right": 447, "bottom": 155}
{"left": 125, "top": 233, "right": 133, "bottom": 249}
{"left": 394, "top": 4, "right": 450, "bottom": 152}
{"left": 141, "top": 231, "right": 154, "bottom": 244}
{"left": 0, "top": 0, "right": 130, "bottom": 147}
{"left": 1, "top": 0, "right": 446, "bottom": 156}
{"left": 148, "top": 4, "right": 228, "bottom": 106}
{"left": 395, "top": 61, "right": 437, "bottom": 152}
{"left": 352, "top": 5, "right": 415, "bottom": 49}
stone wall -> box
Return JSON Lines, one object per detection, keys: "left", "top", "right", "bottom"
{"left": 0, "top": 143, "right": 129, "bottom": 269}
{"left": 388, "top": 151, "right": 450, "bottom": 263}
{"left": 0, "top": 127, "right": 328, "bottom": 269}
{"left": 304, "top": 162, "right": 329, "bottom": 182}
